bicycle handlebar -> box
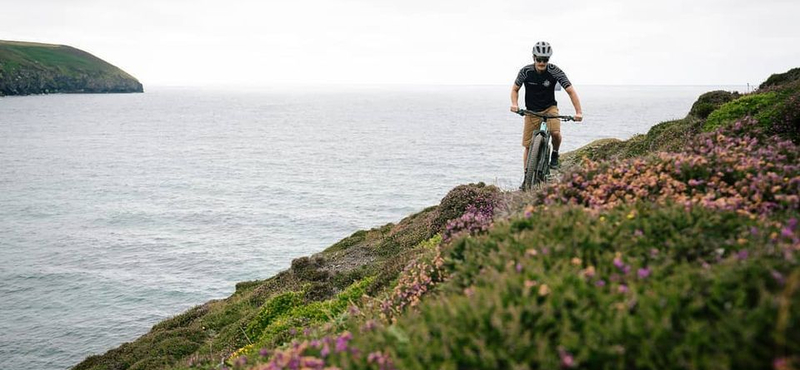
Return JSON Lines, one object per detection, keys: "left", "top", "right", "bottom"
{"left": 514, "top": 109, "right": 576, "bottom": 122}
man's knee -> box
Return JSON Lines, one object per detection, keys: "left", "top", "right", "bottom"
{"left": 551, "top": 131, "right": 562, "bottom": 139}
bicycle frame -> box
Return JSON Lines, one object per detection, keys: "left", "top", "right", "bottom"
{"left": 515, "top": 109, "right": 575, "bottom": 190}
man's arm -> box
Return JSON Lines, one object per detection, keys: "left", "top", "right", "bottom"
{"left": 564, "top": 86, "right": 583, "bottom": 121}
{"left": 510, "top": 84, "right": 521, "bottom": 112}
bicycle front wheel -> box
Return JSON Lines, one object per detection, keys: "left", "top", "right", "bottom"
{"left": 523, "top": 134, "right": 545, "bottom": 190}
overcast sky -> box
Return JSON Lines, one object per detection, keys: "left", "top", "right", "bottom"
{"left": 2, "top": 0, "right": 798, "bottom": 86}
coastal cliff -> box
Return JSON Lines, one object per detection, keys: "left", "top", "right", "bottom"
{"left": 0, "top": 40, "right": 143, "bottom": 96}
{"left": 74, "top": 68, "right": 799, "bottom": 370}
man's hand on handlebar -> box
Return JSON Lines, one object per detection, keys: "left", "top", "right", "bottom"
{"left": 575, "top": 113, "right": 583, "bottom": 122}
{"left": 510, "top": 105, "right": 519, "bottom": 113}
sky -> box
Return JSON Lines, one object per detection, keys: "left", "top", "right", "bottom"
{"left": 1, "top": 0, "right": 798, "bottom": 87}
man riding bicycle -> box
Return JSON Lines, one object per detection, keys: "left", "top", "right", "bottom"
{"left": 510, "top": 41, "right": 583, "bottom": 170}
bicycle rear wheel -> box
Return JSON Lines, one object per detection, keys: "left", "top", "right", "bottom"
{"left": 523, "top": 134, "right": 544, "bottom": 190}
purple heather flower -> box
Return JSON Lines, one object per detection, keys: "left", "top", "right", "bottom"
{"left": 750, "top": 227, "right": 759, "bottom": 236}
{"left": 288, "top": 328, "right": 297, "bottom": 336}
{"left": 320, "top": 343, "right": 330, "bottom": 357}
{"left": 516, "top": 262, "right": 523, "bottom": 273}
{"left": 310, "top": 339, "right": 321, "bottom": 348}
{"left": 558, "top": 347, "right": 576, "bottom": 369}
{"left": 634, "top": 229, "right": 644, "bottom": 237}
{"left": 637, "top": 268, "right": 651, "bottom": 279}
{"left": 362, "top": 320, "right": 377, "bottom": 332}
{"left": 259, "top": 348, "right": 270, "bottom": 358}
{"left": 335, "top": 332, "right": 352, "bottom": 353}
{"left": 368, "top": 351, "right": 383, "bottom": 364}
{"left": 737, "top": 249, "right": 749, "bottom": 260}
{"left": 595, "top": 280, "right": 606, "bottom": 287}
{"left": 771, "top": 270, "right": 786, "bottom": 285}
{"left": 234, "top": 356, "right": 247, "bottom": 367}
{"left": 301, "top": 357, "right": 325, "bottom": 368}
{"left": 788, "top": 218, "right": 798, "bottom": 231}
{"left": 781, "top": 227, "right": 794, "bottom": 239}
{"left": 613, "top": 258, "right": 624, "bottom": 269}
{"left": 618, "top": 284, "right": 629, "bottom": 294}
{"left": 774, "top": 357, "right": 789, "bottom": 370}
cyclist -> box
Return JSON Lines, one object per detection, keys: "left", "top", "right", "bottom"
{"left": 510, "top": 41, "right": 583, "bottom": 171}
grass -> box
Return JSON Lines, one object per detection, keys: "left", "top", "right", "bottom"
{"left": 0, "top": 40, "right": 142, "bottom": 94}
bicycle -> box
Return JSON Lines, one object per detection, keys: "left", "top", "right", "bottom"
{"left": 514, "top": 109, "right": 576, "bottom": 190}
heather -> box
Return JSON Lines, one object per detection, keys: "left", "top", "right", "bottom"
{"left": 208, "top": 203, "right": 798, "bottom": 370}
{"left": 544, "top": 119, "right": 800, "bottom": 217}
{"left": 74, "top": 68, "right": 800, "bottom": 370}
{"left": 201, "top": 111, "right": 799, "bottom": 369}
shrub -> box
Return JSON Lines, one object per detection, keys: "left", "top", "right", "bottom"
{"left": 704, "top": 92, "right": 780, "bottom": 131}
{"left": 543, "top": 119, "right": 800, "bottom": 218}
{"left": 431, "top": 183, "right": 499, "bottom": 232}
{"left": 290, "top": 256, "right": 329, "bottom": 282}
{"left": 759, "top": 67, "right": 800, "bottom": 89}
{"left": 689, "top": 90, "right": 740, "bottom": 119}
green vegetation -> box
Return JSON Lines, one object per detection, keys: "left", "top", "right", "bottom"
{"left": 0, "top": 40, "right": 143, "bottom": 95}
{"left": 73, "top": 68, "right": 800, "bottom": 370}
{"left": 329, "top": 203, "right": 798, "bottom": 370}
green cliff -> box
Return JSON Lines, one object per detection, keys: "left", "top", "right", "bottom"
{"left": 73, "top": 68, "right": 800, "bottom": 370}
{"left": 0, "top": 40, "right": 143, "bottom": 96}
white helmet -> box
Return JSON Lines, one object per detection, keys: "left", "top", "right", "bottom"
{"left": 532, "top": 41, "right": 553, "bottom": 58}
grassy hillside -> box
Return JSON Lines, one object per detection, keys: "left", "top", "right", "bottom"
{"left": 0, "top": 40, "right": 143, "bottom": 95}
{"left": 73, "top": 68, "right": 800, "bottom": 370}
{"left": 562, "top": 67, "right": 800, "bottom": 167}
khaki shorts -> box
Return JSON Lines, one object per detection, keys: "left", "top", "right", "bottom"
{"left": 522, "top": 105, "right": 560, "bottom": 147}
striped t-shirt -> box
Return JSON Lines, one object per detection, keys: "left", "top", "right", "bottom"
{"left": 514, "top": 63, "right": 572, "bottom": 111}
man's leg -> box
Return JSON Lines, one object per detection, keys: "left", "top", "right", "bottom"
{"left": 521, "top": 115, "right": 536, "bottom": 171}
{"left": 551, "top": 131, "right": 562, "bottom": 151}
{"left": 545, "top": 106, "right": 562, "bottom": 168}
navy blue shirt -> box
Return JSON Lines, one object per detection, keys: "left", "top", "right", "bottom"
{"left": 514, "top": 63, "right": 572, "bottom": 111}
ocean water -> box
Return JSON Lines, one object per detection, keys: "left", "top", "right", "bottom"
{"left": 0, "top": 84, "right": 742, "bottom": 369}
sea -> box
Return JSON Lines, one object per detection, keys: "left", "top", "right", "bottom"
{"left": 0, "top": 84, "right": 743, "bottom": 369}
